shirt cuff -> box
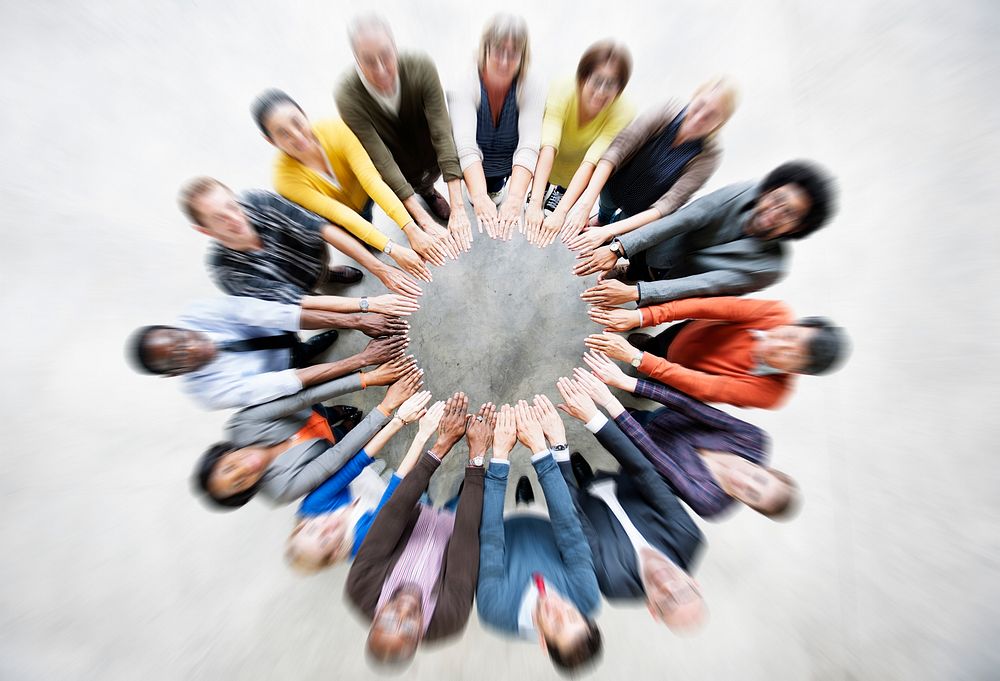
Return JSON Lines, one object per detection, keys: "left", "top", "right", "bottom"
{"left": 531, "top": 449, "right": 551, "bottom": 463}
{"left": 490, "top": 458, "right": 510, "bottom": 466}
{"left": 550, "top": 448, "right": 570, "bottom": 463}
{"left": 584, "top": 413, "right": 609, "bottom": 433}
{"left": 425, "top": 449, "right": 441, "bottom": 462}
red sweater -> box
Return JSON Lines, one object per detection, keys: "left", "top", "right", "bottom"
{"left": 637, "top": 297, "right": 794, "bottom": 409}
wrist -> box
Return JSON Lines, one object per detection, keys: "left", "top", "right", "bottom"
{"left": 492, "top": 449, "right": 511, "bottom": 460}
{"left": 377, "top": 403, "right": 392, "bottom": 417}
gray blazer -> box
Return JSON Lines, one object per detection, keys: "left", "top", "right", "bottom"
{"left": 224, "top": 373, "right": 390, "bottom": 505}
{"left": 617, "top": 181, "right": 787, "bottom": 306}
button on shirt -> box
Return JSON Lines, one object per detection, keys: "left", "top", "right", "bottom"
{"left": 178, "top": 296, "right": 303, "bottom": 411}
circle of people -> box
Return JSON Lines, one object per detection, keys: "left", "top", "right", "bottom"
{"left": 127, "top": 13, "right": 849, "bottom": 675}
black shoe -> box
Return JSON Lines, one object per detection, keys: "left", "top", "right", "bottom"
{"left": 325, "top": 265, "right": 363, "bottom": 285}
{"left": 420, "top": 188, "right": 451, "bottom": 221}
{"left": 570, "top": 452, "right": 594, "bottom": 489}
{"left": 515, "top": 476, "right": 535, "bottom": 506}
{"left": 325, "top": 405, "right": 362, "bottom": 432}
{"left": 542, "top": 185, "right": 566, "bottom": 213}
{"left": 627, "top": 332, "right": 653, "bottom": 353}
{"left": 296, "top": 329, "right": 339, "bottom": 366}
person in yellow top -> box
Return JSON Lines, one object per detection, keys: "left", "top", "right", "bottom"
{"left": 252, "top": 89, "right": 458, "bottom": 290}
{"left": 524, "top": 41, "right": 635, "bottom": 248}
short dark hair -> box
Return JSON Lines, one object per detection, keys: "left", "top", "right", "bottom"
{"left": 192, "top": 442, "right": 260, "bottom": 510}
{"left": 576, "top": 40, "right": 632, "bottom": 92}
{"left": 759, "top": 160, "right": 837, "bottom": 239}
{"left": 250, "top": 88, "right": 305, "bottom": 139}
{"left": 126, "top": 325, "right": 175, "bottom": 375}
{"left": 178, "top": 176, "right": 230, "bottom": 224}
{"left": 797, "top": 317, "right": 849, "bottom": 375}
{"left": 546, "top": 618, "right": 603, "bottom": 674}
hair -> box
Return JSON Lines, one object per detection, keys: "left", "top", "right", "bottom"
{"left": 192, "top": 442, "right": 260, "bottom": 510}
{"left": 546, "top": 618, "right": 603, "bottom": 674}
{"left": 177, "top": 176, "right": 230, "bottom": 224}
{"left": 692, "top": 76, "right": 739, "bottom": 124}
{"left": 796, "top": 316, "right": 849, "bottom": 375}
{"left": 126, "top": 324, "right": 175, "bottom": 375}
{"left": 347, "top": 13, "right": 394, "bottom": 53}
{"left": 250, "top": 88, "right": 304, "bottom": 139}
{"left": 478, "top": 13, "right": 531, "bottom": 77}
{"left": 753, "top": 468, "right": 802, "bottom": 520}
{"left": 284, "top": 522, "right": 340, "bottom": 574}
{"left": 576, "top": 40, "right": 632, "bottom": 92}
{"left": 365, "top": 629, "right": 417, "bottom": 671}
{"left": 759, "top": 160, "right": 837, "bottom": 239}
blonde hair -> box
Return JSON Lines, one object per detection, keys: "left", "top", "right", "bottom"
{"left": 477, "top": 13, "right": 530, "bottom": 78}
{"left": 284, "top": 523, "right": 340, "bottom": 574}
{"left": 692, "top": 76, "right": 739, "bottom": 123}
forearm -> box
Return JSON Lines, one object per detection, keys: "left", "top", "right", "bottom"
{"left": 321, "top": 225, "right": 390, "bottom": 276}
{"left": 300, "top": 296, "right": 364, "bottom": 321}
{"left": 609, "top": 207, "right": 661, "bottom": 237}
{"left": 575, "top": 160, "right": 614, "bottom": 213}
{"left": 553, "top": 162, "right": 595, "bottom": 216}
{"left": 446, "top": 178, "right": 464, "bottom": 208}
{"left": 362, "top": 416, "right": 406, "bottom": 459}
{"left": 397, "top": 429, "right": 435, "bottom": 476}
{"left": 528, "top": 146, "right": 556, "bottom": 207}
{"left": 402, "top": 196, "right": 431, "bottom": 227}
{"left": 463, "top": 162, "right": 489, "bottom": 201}
{"left": 295, "top": 354, "right": 369, "bottom": 387}
{"left": 506, "top": 165, "right": 532, "bottom": 203}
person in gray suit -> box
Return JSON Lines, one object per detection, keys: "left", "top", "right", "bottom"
{"left": 554, "top": 375, "right": 707, "bottom": 634}
{"left": 193, "top": 357, "right": 421, "bottom": 509}
{"left": 574, "top": 160, "right": 837, "bottom": 307}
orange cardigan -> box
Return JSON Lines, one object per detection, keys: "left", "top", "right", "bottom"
{"left": 637, "top": 297, "right": 794, "bottom": 409}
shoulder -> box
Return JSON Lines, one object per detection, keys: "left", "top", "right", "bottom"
{"left": 400, "top": 51, "right": 439, "bottom": 79}
{"left": 237, "top": 188, "right": 278, "bottom": 207}
{"left": 547, "top": 76, "right": 575, "bottom": 102}
{"left": 334, "top": 69, "right": 364, "bottom": 102}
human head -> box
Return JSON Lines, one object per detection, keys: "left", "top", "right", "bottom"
{"left": 478, "top": 13, "right": 530, "bottom": 83}
{"left": 535, "top": 591, "right": 603, "bottom": 673}
{"left": 746, "top": 160, "right": 837, "bottom": 240}
{"left": 250, "top": 89, "right": 316, "bottom": 160}
{"left": 756, "top": 319, "right": 848, "bottom": 375}
{"left": 126, "top": 325, "right": 215, "bottom": 376}
{"left": 717, "top": 459, "right": 801, "bottom": 519}
{"left": 192, "top": 442, "right": 267, "bottom": 509}
{"left": 576, "top": 40, "right": 632, "bottom": 117}
{"left": 684, "top": 76, "right": 739, "bottom": 139}
{"left": 348, "top": 14, "right": 398, "bottom": 95}
{"left": 285, "top": 508, "right": 355, "bottom": 573}
{"left": 639, "top": 548, "right": 707, "bottom": 634}
{"left": 367, "top": 584, "right": 423, "bottom": 667}
{"left": 178, "top": 177, "right": 257, "bottom": 248}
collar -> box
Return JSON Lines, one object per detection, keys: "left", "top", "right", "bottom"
{"left": 355, "top": 63, "right": 401, "bottom": 114}
{"left": 748, "top": 329, "right": 784, "bottom": 376}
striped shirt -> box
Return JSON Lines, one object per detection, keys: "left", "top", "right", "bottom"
{"left": 607, "top": 107, "right": 703, "bottom": 216}
{"left": 207, "top": 190, "right": 328, "bottom": 305}
{"left": 615, "top": 379, "right": 769, "bottom": 519}
{"left": 477, "top": 78, "right": 519, "bottom": 180}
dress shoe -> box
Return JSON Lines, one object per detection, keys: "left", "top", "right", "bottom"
{"left": 420, "top": 188, "right": 451, "bottom": 221}
{"left": 295, "top": 329, "right": 339, "bottom": 366}
{"left": 515, "top": 476, "right": 535, "bottom": 506}
{"left": 324, "top": 404, "right": 362, "bottom": 432}
{"left": 627, "top": 332, "right": 654, "bottom": 353}
{"left": 570, "top": 452, "right": 594, "bottom": 489}
{"left": 324, "top": 265, "right": 363, "bottom": 285}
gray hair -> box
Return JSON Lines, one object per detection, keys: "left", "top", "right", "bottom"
{"left": 347, "top": 13, "right": 395, "bottom": 52}
{"left": 478, "top": 13, "right": 531, "bottom": 76}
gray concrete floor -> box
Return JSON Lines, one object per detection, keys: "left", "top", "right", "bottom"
{"left": 1, "top": 0, "right": 999, "bottom": 679}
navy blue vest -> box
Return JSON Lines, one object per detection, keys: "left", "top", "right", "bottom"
{"left": 477, "top": 78, "right": 520, "bottom": 180}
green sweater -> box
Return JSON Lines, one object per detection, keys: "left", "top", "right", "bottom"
{"left": 335, "top": 52, "right": 462, "bottom": 201}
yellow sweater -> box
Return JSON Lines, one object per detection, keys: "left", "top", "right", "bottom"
{"left": 273, "top": 118, "right": 413, "bottom": 250}
{"left": 540, "top": 78, "right": 635, "bottom": 187}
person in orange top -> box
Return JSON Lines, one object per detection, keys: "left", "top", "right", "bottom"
{"left": 584, "top": 297, "right": 849, "bottom": 409}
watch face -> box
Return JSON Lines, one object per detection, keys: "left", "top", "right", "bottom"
{"left": 360, "top": 298, "right": 369, "bottom": 312}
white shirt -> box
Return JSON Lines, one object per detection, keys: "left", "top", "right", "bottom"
{"left": 516, "top": 578, "right": 568, "bottom": 640}
{"left": 587, "top": 479, "right": 654, "bottom": 557}
{"left": 356, "top": 64, "right": 401, "bottom": 115}
{"left": 178, "top": 296, "right": 303, "bottom": 410}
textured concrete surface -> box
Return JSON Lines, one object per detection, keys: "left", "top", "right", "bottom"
{"left": 1, "top": 0, "right": 998, "bottom": 679}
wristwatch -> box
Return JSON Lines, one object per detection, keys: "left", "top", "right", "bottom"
{"left": 383, "top": 241, "right": 394, "bottom": 255}
{"left": 551, "top": 444, "right": 569, "bottom": 454}
{"left": 470, "top": 455, "right": 485, "bottom": 467}
{"left": 359, "top": 296, "right": 370, "bottom": 313}
{"left": 631, "top": 351, "right": 643, "bottom": 368}
{"left": 609, "top": 239, "right": 623, "bottom": 256}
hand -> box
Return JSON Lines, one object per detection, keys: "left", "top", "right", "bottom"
{"left": 367, "top": 294, "right": 421, "bottom": 317}
{"left": 405, "top": 227, "right": 447, "bottom": 268}
{"left": 580, "top": 280, "right": 639, "bottom": 306}
{"left": 582, "top": 350, "right": 636, "bottom": 392}
{"left": 425, "top": 220, "right": 461, "bottom": 260}
{"left": 559, "top": 205, "right": 591, "bottom": 244}
{"left": 361, "top": 335, "right": 409, "bottom": 366}
{"left": 390, "top": 244, "right": 433, "bottom": 283}
{"left": 572, "top": 245, "right": 618, "bottom": 277}
{"left": 363, "top": 354, "right": 417, "bottom": 387}
{"left": 571, "top": 366, "right": 616, "bottom": 407}
{"left": 523, "top": 203, "right": 544, "bottom": 240}
{"left": 381, "top": 364, "right": 424, "bottom": 411}
{"left": 534, "top": 211, "right": 563, "bottom": 247}
{"left": 349, "top": 312, "right": 409, "bottom": 338}
{"left": 587, "top": 305, "right": 642, "bottom": 332}
{"left": 555, "top": 377, "right": 599, "bottom": 423}
{"left": 417, "top": 400, "right": 446, "bottom": 438}
{"left": 471, "top": 193, "right": 499, "bottom": 239}
{"left": 566, "top": 225, "right": 615, "bottom": 254}
{"left": 466, "top": 402, "right": 497, "bottom": 458}
{"left": 492, "top": 403, "right": 517, "bottom": 456}
{"left": 496, "top": 196, "right": 523, "bottom": 241}
{"left": 514, "top": 400, "right": 546, "bottom": 452}
{"left": 532, "top": 394, "right": 566, "bottom": 446}
{"left": 584, "top": 332, "right": 637, "bottom": 363}
{"left": 396, "top": 389, "right": 432, "bottom": 424}
{"left": 375, "top": 265, "right": 423, "bottom": 298}
{"left": 433, "top": 392, "right": 470, "bottom": 454}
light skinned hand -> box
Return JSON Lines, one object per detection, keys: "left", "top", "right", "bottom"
{"left": 582, "top": 350, "right": 637, "bottom": 392}
{"left": 497, "top": 197, "right": 522, "bottom": 240}
{"left": 537, "top": 212, "right": 563, "bottom": 247}
{"left": 447, "top": 204, "right": 474, "bottom": 252}
{"left": 391, "top": 244, "right": 433, "bottom": 283}
{"left": 587, "top": 305, "right": 642, "bottom": 332}
{"left": 368, "top": 293, "right": 421, "bottom": 316}
{"left": 423, "top": 221, "right": 460, "bottom": 261}
{"left": 584, "top": 331, "right": 637, "bottom": 363}
{"left": 466, "top": 402, "right": 497, "bottom": 458}
{"left": 493, "top": 403, "right": 517, "bottom": 455}
{"left": 523, "top": 204, "right": 544, "bottom": 238}
{"left": 396, "top": 389, "right": 432, "bottom": 424}
{"left": 407, "top": 227, "right": 447, "bottom": 267}
{"left": 559, "top": 205, "right": 590, "bottom": 243}
{"left": 532, "top": 394, "right": 566, "bottom": 445}
{"left": 377, "top": 266, "right": 424, "bottom": 298}
{"left": 580, "top": 279, "right": 639, "bottom": 306}
{"left": 417, "top": 400, "right": 447, "bottom": 438}
{"left": 572, "top": 245, "right": 618, "bottom": 277}
{"left": 566, "top": 225, "right": 614, "bottom": 254}
{"left": 555, "top": 377, "right": 599, "bottom": 422}
{"left": 572, "top": 367, "right": 616, "bottom": 407}
{"left": 514, "top": 399, "right": 546, "bottom": 452}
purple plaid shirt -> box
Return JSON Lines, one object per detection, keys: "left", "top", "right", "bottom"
{"left": 615, "top": 379, "right": 769, "bottom": 519}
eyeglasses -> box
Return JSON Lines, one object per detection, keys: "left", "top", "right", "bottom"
{"left": 587, "top": 74, "right": 621, "bottom": 94}
{"left": 489, "top": 44, "right": 522, "bottom": 62}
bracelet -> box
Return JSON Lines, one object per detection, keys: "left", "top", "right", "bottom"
{"left": 359, "top": 372, "right": 367, "bottom": 388}
{"left": 551, "top": 443, "right": 569, "bottom": 453}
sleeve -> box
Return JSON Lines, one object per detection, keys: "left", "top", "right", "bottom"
{"left": 639, "top": 297, "right": 794, "bottom": 328}
{"left": 449, "top": 69, "right": 482, "bottom": 172}
{"left": 335, "top": 78, "right": 415, "bottom": 201}
{"left": 181, "top": 296, "right": 302, "bottom": 332}
{"left": 273, "top": 154, "right": 390, "bottom": 251}
{"left": 556, "top": 460, "right": 600, "bottom": 554}
{"left": 650, "top": 142, "right": 722, "bottom": 217}
{"left": 540, "top": 80, "right": 570, "bottom": 150}
{"left": 427, "top": 466, "right": 486, "bottom": 639}
{"left": 417, "top": 56, "right": 463, "bottom": 181}
{"left": 582, "top": 97, "right": 636, "bottom": 165}
{"left": 336, "top": 120, "right": 413, "bottom": 230}
{"left": 208, "top": 258, "right": 305, "bottom": 305}
{"left": 512, "top": 70, "right": 546, "bottom": 172}
{"left": 351, "top": 474, "right": 403, "bottom": 555}
{"left": 297, "top": 449, "right": 374, "bottom": 516}
{"left": 346, "top": 453, "right": 440, "bottom": 616}
{"left": 637, "top": 354, "right": 789, "bottom": 410}
{"left": 532, "top": 454, "right": 600, "bottom": 613}
{"left": 477, "top": 463, "right": 510, "bottom": 593}
{"left": 616, "top": 183, "right": 736, "bottom": 259}
{"left": 268, "top": 408, "right": 391, "bottom": 504}
{"left": 248, "top": 189, "right": 327, "bottom": 232}
{"left": 184, "top": 367, "right": 303, "bottom": 411}
{"left": 600, "top": 100, "right": 676, "bottom": 169}
{"left": 636, "top": 265, "right": 784, "bottom": 307}
{"left": 234, "top": 373, "right": 363, "bottom": 425}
